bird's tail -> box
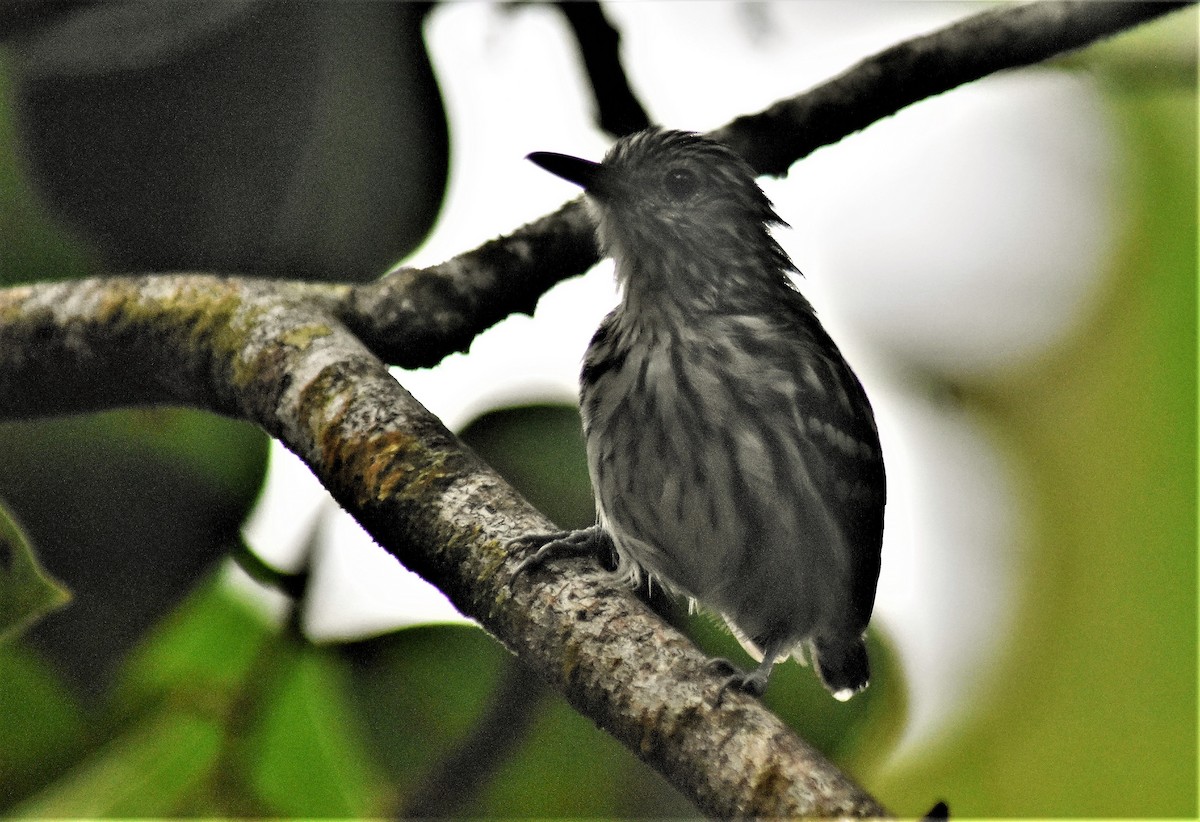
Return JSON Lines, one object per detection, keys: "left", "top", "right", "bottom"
{"left": 813, "top": 636, "right": 870, "bottom": 702}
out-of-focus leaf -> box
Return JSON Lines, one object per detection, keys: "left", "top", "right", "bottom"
{"left": 472, "top": 681, "right": 693, "bottom": 818}
{"left": 241, "top": 641, "right": 385, "bottom": 817}
{"left": 876, "top": 21, "right": 1197, "bottom": 817}
{"left": 100, "top": 408, "right": 270, "bottom": 505}
{"left": 1, "top": 570, "right": 271, "bottom": 813}
{"left": 0, "top": 409, "right": 268, "bottom": 698}
{"left": 0, "top": 501, "right": 70, "bottom": 642}
{"left": 4, "top": 3, "right": 446, "bottom": 282}
{"left": 114, "top": 568, "right": 273, "bottom": 711}
{"left": 342, "top": 625, "right": 513, "bottom": 802}
{"left": 9, "top": 707, "right": 222, "bottom": 817}
{"left": 40, "top": 569, "right": 384, "bottom": 817}
{"left": 0, "top": 51, "right": 95, "bottom": 286}
{"left": 0, "top": 643, "right": 86, "bottom": 808}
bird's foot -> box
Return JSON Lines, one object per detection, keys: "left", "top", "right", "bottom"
{"left": 706, "top": 657, "right": 768, "bottom": 706}
{"left": 508, "top": 524, "right": 609, "bottom": 579}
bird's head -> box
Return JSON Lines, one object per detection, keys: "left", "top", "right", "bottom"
{"left": 528, "top": 129, "right": 793, "bottom": 293}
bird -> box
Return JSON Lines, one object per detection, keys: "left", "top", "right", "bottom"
{"left": 513, "top": 127, "right": 885, "bottom": 701}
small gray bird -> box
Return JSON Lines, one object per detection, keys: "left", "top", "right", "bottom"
{"left": 515, "top": 128, "right": 885, "bottom": 701}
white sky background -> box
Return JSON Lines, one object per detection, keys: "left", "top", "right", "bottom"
{"left": 241, "top": 1, "right": 1118, "bottom": 755}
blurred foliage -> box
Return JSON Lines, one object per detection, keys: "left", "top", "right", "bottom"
{"left": 0, "top": 48, "right": 95, "bottom": 285}
{"left": 0, "top": 410, "right": 269, "bottom": 699}
{"left": 0, "top": 502, "right": 70, "bottom": 643}
{"left": 0, "top": 4, "right": 1194, "bottom": 819}
{"left": 0, "top": 644, "right": 86, "bottom": 804}
{"left": 0, "top": 3, "right": 447, "bottom": 282}
{"left": 875, "top": 12, "right": 1198, "bottom": 818}
{"left": 342, "top": 623, "right": 692, "bottom": 817}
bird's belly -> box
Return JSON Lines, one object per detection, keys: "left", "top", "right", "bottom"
{"left": 582, "top": 350, "right": 844, "bottom": 643}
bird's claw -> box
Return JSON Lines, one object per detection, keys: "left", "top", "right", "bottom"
{"left": 707, "top": 657, "right": 767, "bottom": 706}
{"left": 509, "top": 525, "right": 607, "bottom": 579}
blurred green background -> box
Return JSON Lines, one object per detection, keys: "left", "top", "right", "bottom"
{"left": 0, "top": 4, "right": 1195, "bottom": 818}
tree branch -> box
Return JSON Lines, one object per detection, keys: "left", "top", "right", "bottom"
{"left": 0, "top": 274, "right": 888, "bottom": 816}
{"left": 709, "top": 0, "right": 1194, "bottom": 175}
{"left": 0, "top": 1, "right": 1191, "bottom": 815}
{"left": 554, "top": 0, "right": 653, "bottom": 137}
{"left": 342, "top": 0, "right": 1190, "bottom": 370}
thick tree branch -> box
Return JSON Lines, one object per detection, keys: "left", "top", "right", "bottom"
{"left": 0, "top": 1, "right": 1191, "bottom": 815}
{"left": 0, "top": 275, "right": 348, "bottom": 420}
{"left": 343, "top": 0, "right": 1190, "bottom": 370}
{"left": 0, "top": 275, "right": 887, "bottom": 817}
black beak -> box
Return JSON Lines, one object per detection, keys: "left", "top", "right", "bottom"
{"left": 527, "top": 151, "right": 606, "bottom": 195}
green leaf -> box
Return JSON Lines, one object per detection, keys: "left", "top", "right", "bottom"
{"left": 0, "top": 409, "right": 269, "bottom": 695}
{"left": 114, "top": 569, "right": 273, "bottom": 711}
{"left": 0, "top": 53, "right": 96, "bottom": 286}
{"left": 98, "top": 408, "right": 270, "bottom": 504}
{"left": 341, "top": 624, "right": 513, "bottom": 806}
{"left": 0, "top": 501, "right": 70, "bottom": 642}
{"left": 0, "top": 644, "right": 87, "bottom": 808}
{"left": 473, "top": 686, "right": 692, "bottom": 817}
{"left": 241, "top": 641, "right": 386, "bottom": 817}
{"left": 9, "top": 708, "right": 222, "bottom": 817}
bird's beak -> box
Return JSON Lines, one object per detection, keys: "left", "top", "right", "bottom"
{"left": 527, "top": 151, "right": 608, "bottom": 196}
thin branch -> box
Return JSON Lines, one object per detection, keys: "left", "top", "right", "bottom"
{"left": 342, "top": 0, "right": 1191, "bottom": 369}
{"left": 342, "top": 202, "right": 597, "bottom": 368}
{"left": 397, "top": 658, "right": 550, "bottom": 818}
{"left": 709, "top": 0, "right": 1194, "bottom": 175}
{"left": 554, "top": 0, "right": 653, "bottom": 137}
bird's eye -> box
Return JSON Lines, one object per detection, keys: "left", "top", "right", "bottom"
{"left": 663, "top": 167, "right": 699, "bottom": 200}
